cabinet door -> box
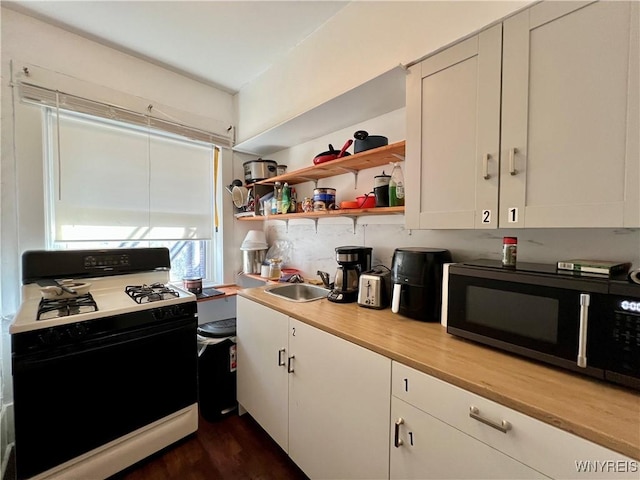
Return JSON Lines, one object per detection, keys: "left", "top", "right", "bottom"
{"left": 406, "top": 24, "right": 502, "bottom": 229}
{"left": 288, "top": 318, "right": 391, "bottom": 480}
{"left": 390, "top": 397, "right": 547, "bottom": 480}
{"left": 236, "top": 297, "right": 290, "bottom": 452}
{"left": 501, "top": 1, "right": 639, "bottom": 227}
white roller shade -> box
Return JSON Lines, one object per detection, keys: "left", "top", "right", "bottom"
{"left": 49, "top": 110, "right": 214, "bottom": 242}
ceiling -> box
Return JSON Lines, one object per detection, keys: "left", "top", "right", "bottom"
{"left": 4, "top": 1, "right": 350, "bottom": 94}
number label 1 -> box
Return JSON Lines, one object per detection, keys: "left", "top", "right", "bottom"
{"left": 507, "top": 207, "right": 518, "bottom": 223}
{"left": 481, "top": 209, "right": 492, "bottom": 224}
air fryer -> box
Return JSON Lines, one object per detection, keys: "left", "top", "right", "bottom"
{"left": 391, "top": 247, "right": 452, "bottom": 321}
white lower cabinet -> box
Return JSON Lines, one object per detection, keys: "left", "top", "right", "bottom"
{"left": 391, "top": 362, "right": 637, "bottom": 480}
{"left": 237, "top": 297, "right": 391, "bottom": 479}
{"left": 236, "top": 295, "right": 290, "bottom": 451}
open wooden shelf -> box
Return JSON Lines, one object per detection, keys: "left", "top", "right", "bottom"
{"left": 236, "top": 206, "right": 404, "bottom": 222}
{"left": 251, "top": 141, "right": 405, "bottom": 187}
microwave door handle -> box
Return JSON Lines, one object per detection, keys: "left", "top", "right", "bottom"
{"left": 577, "top": 293, "right": 590, "bottom": 368}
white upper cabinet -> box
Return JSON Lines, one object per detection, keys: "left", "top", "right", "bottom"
{"left": 406, "top": 0, "right": 639, "bottom": 229}
{"left": 406, "top": 25, "right": 502, "bottom": 229}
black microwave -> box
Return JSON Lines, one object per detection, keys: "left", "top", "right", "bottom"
{"left": 446, "top": 260, "right": 640, "bottom": 390}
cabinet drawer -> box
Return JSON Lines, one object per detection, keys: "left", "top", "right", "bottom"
{"left": 392, "top": 362, "right": 637, "bottom": 479}
{"left": 391, "top": 397, "right": 545, "bottom": 479}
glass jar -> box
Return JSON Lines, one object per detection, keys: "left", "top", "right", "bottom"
{"left": 268, "top": 258, "right": 282, "bottom": 280}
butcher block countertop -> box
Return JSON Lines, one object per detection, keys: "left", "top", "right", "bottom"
{"left": 238, "top": 286, "right": 640, "bottom": 460}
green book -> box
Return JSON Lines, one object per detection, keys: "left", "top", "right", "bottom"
{"left": 556, "top": 259, "right": 631, "bottom": 276}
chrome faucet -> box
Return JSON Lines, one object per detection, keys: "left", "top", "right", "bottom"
{"left": 317, "top": 270, "right": 331, "bottom": 289}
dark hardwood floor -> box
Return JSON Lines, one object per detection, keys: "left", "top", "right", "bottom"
{"left": 111, "top": 413, "right": 309, "bottom": 480}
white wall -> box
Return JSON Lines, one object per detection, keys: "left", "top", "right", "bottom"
{"left": 1, "top": 7, "right": 239, "bottom": 313}
{"left": 235, "top": 0, "right": 532, "bottom": 143}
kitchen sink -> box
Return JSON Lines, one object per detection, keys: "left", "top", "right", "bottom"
{"left": 264, "top": 283, "right": 329, "bottom": 302}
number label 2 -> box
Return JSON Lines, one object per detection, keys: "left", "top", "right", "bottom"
{"left": 481, "top": 209, "right": 492, "bottom": 224}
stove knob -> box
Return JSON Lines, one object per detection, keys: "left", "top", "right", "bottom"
{"left": 154, "top": 309, "right": 166, "bottom": 321}
{"left": 69, "top": 323, "right": 88, "bottom": 338}
{"left": 38, "top": 329, "right": 61, "bottom": 346}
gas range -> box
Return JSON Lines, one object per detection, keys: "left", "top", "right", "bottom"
{"left": 11, "top": 271, "right": 195, "bottom": 334}
{"left": 10, "top": 248, "right": 199, "bottom": 480}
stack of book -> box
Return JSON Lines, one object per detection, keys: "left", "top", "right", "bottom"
{"left": 556, "top": 259, "right": 631, "bottom": 277}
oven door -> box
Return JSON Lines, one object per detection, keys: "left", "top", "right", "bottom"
{"left": 446, "top": 264, "right": 609, "bottom": 377}
{"left": 12, "top": 314, "right": 197, "bottom": 480}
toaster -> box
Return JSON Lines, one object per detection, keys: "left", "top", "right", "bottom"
{"left": 357, "top": 268, "right": 391, "bottom": 309}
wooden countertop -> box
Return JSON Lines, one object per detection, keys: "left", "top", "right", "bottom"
{"left": 238, "top": 286, "right": 640, "bottom": 460}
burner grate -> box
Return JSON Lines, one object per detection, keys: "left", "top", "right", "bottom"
{"left": 125, "top": 283, "right": 179, "bottom": 304}
{"left": 37, "top": 293, "right": 99, "bottom": 320}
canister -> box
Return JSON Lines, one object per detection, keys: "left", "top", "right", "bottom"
{"left": 313, "top": 188, "right": 336, "bottom": 211}
{"left": 183, "top": 277, "right": 203, "bottom": 294}
{"left": 374, "top": 171, "right": 391, "bottom": 207}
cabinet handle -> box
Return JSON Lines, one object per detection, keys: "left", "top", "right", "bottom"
{"left": 577, "top": 294, "right": 590, "bottom": 368}
{"left": 482, "top": 153, "right": 491, "bottom": 180}
{"left": 469, "top": 406, "right": 511, "bottom": 433}
{"left": 509, "top": 148, "right": 518, "bottom": 175}
{"left": 394, "top": 418, "right": 405, "bottom": 447}
{"left": 277, "top": 348, "right": 286, "bottom": 367}
{"left": 287, "top": 355, "right": 295, "bottom": 373}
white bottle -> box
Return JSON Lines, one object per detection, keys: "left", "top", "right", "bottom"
{"left": 389, "top": 162, "right": 405, "bottom": 206}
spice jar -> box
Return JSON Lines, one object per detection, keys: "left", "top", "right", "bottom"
{"left": 502, "top": 237, "right": 517, "bottom": 267}
{"left": 268, "top": 258, "right": 282, "bottom": 280}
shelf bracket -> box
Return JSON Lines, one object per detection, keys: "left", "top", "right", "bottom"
{"left": 392, "top": 154, "right": 405, "bottom": 162}
{"left": 296, "top": 176, "right": 318, "bottom": 185}
{"left": 313, "top": 218, "right": 319, "bottom": 234}
{"left": 333, "top": 167, "right": 359, "bottom": 189}
{"left": 344, "top": 216, "right": 357, "bottom": 234}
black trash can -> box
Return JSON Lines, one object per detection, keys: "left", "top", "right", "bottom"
{"left": 197, "top": 318, "right": 237, "bottom": 422}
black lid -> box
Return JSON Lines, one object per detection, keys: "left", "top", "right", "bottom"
{"left": 198, "top": 318, "right": 236, "bottom": 338}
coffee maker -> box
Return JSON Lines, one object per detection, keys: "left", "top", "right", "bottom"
{"left": 328, "top": 246, "right": 372, "bottom": 303}
{"left": 390, "top": 247, "right": 452, "bottom": 321}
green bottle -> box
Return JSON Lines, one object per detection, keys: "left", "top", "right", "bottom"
{"left": 281, "top": 183, "right": 291, "bottom": 214}
{"left": 389, "top": 163, "right": 405, "bottom": 206}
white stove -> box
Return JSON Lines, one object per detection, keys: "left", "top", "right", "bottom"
{"left": 11, "top": 271, "right": 195, "bottom": 334}
{"left": 11, "top": 248, "right": 199, "bottom": 480}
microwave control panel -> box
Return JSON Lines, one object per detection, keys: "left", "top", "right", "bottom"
{"left": 612, "top": 300, "right": 640, "bottom": 373}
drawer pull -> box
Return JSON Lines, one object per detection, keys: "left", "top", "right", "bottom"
{"left": 287, "top": 355, "right": 295, "bottom": 373}
{"left": 482, "top": 153, "right": 491, "bottom": 180}
{"left": 509, "top": 148, "right": 518, "bottom": 175}
{"left": 394, "top": 418, "right": 404, "bottom": 447}
{"left": 469, "top": 406, "right": 511, "bottom": 433}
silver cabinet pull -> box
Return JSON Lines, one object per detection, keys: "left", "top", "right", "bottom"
{"left": 577, "top": 293, "right": 590, "bottom": 368}
{"left": 277, "top": 348, "right": 286, "bottom": 367}
{"left": 394, "top": 418, "right": 404, "bottom": 447}
{"left": 469, "top": 406, "right": 511, "bottom": 433}
{"left": 483, "top": 153, "right": 491, "bottom": 180}
{"left": 509, "top": 148, "right": 518, "bottom": 175}
{"left": 287, "top": 355, "right": 295, "bottom": 373}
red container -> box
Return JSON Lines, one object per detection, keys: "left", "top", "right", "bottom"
{"left": 356, "top": 194, "right": 376, "bottom": 209}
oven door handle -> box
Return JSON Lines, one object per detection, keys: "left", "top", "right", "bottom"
{"left": 577, "top": 293, "right": 590, "bottom": 368}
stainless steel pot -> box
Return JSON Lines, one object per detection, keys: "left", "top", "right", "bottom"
{"left": 242, "top": 249, "right": 267, "bottom": 274}
{"left": 243, "top": 159, "right": 277, "bottom": 184}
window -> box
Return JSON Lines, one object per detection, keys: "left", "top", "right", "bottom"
{"left": 43, "top": 109, "right": 220, "bottom": 283}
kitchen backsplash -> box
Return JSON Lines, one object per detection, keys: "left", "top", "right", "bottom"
{"left": 264, "top": 220, "right": 640, "bottom": 282}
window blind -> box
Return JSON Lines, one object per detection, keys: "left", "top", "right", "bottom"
{"left": 48, "top": 110, "right": 214, "bottom": 242}
{"left": 19, "top": 81, "right": 231, "bottom": 147}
